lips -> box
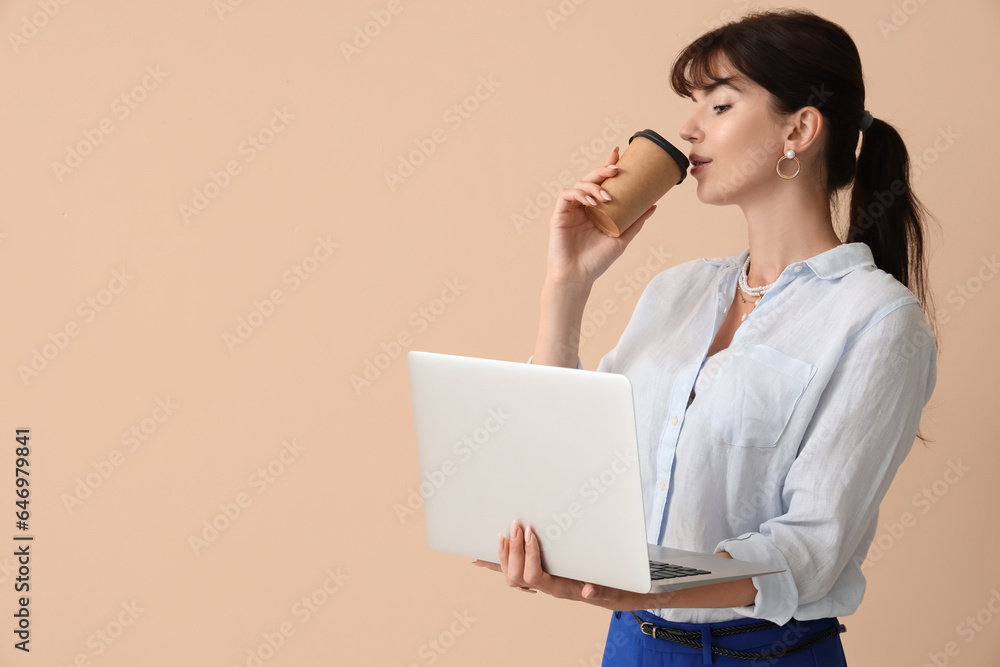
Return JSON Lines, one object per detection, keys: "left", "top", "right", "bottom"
{"left": 689, "top": 153, "right": 712, "bottom": 166}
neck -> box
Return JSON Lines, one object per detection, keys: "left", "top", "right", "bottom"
{"left": 740, "top": 179, "right": 842, "bottom": 288}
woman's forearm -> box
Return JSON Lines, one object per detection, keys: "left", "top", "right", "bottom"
{"left": 650, "top": 553, "right": 758, "bottom": 610}
{"left": 652, "top": 575, "right": 758, "bottom": 609}
{"left": 586, "top": 571, "right": 757, "bottom": 612}
{"left": 532, "top": 277, "right": 593, "bottom": 368}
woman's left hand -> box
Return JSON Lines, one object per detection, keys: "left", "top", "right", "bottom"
{"left": 471, "top": 519, "right": 656, "bottom": 611}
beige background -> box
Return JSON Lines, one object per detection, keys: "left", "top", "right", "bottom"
{"left": 2, "top": 0, "right": 997, "bottom": 664}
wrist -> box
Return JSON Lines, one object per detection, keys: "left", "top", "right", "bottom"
{"left": 533, "top": 279, "right": 591, "bottom": 369}
{"left": 539, "top": 278, "right": 591, "bottom": 322}
{"left": 542, "top": 273, "right": 594, "bottom": 297}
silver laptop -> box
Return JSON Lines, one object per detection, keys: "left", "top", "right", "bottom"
{"left": 406, "top": 350, "right": 784, "bottom": 594}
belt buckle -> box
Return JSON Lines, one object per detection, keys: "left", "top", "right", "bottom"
{"left": 640, "top": 621, "right": 686, "bottom": 640}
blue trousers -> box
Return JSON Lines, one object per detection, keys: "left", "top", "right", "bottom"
{"left": 600, "top": 609, "right": 848, "bottom": 666}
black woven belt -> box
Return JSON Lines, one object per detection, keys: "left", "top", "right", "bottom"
{"left": 631, "top": 611, "right": 846, "bottom": 660}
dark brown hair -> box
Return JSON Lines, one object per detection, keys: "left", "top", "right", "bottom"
{"left": 671, "top": 8, "right": 939, "bottom": 442}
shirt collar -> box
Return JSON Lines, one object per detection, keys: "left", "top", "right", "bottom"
{"left": 703, "top": 242, "right": 876, "bottom": 279}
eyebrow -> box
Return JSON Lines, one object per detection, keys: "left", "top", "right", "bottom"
{"left": 692, "top": 80, "right": 742, "bottom": 101}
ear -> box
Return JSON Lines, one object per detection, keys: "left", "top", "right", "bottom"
{"left": 784, "top": 106, "right": 824, "bottom": 155}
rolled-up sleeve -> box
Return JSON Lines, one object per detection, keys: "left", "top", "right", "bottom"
{"left": 714, "top": 300, "right": 937, "bottom": 625}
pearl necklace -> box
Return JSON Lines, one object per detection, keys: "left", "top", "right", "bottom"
{"left": 738, "top": 255, "right": 777, "bottom": 295}
{"left": 736, "top": 288, "right": 758, "bottom": 323}
{"left": 736, "top": 255, "right": 778, "bottom": 323}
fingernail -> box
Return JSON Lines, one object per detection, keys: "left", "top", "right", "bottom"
{"left": 525, "top": 526, "right": 534, "bottom": 544}
{"left": 607, "top": 165, "right": 619, "bottom": 170}
{"left": 585, "top": 195, "right": 597, "bottom": 206}
{"left": 600, "top": 189, "right": 611, "bottom": 201}
{"left": 498, "top": 533, "right": 503, "bottom": 548}
{"left": 583, "top": 587, "right": 596, "bottom": 599}
{"left": 510, "top": 519, "right": 517, "bottom": 537}
{"left": 613, "top": 146, "right": 619, "bottom": 152}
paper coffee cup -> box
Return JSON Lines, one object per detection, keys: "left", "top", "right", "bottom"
{"left": 585, "top": 130, "right": 689, "bottom": 237}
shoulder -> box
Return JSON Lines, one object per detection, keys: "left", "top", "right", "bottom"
{"left": 839, "top": 263, "right": 931, "bottom": 344}
{"left": 831, "top": 263, "right": 936, "bottom": 400}
{"left": 804, "top": 242, "right": 933, "bottom": 344}
{"left": 809, "top": 242, "right": 915, "bottom": 305}
{"left": 841, "top": 260, "right": 917, "bottom": 302}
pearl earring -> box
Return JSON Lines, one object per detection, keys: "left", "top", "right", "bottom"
{"left": 776, "top": 149, "right": 800, "bottom": 180}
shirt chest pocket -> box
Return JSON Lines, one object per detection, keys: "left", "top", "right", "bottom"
{"left": 699, "top": 342, "right": 817, "bottom": 448}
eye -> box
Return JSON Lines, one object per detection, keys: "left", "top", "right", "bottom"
{"left": 714, "top": 104, "right": 731, "bottom": 114}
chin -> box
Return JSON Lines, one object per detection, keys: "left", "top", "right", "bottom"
{"left": 694, "top": 181, "right": 732, "bottom": 207}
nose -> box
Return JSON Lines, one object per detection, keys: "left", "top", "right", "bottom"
{"left": 678, "top": 109, "right": 701, "bottom": 145}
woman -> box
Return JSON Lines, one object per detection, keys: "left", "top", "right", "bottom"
{"left": 473, "top": 8, "right": 938, "bottom": 665}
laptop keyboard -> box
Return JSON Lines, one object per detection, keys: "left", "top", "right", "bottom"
{"left": 649, "top": 561, "right": 712, "bottom": 580}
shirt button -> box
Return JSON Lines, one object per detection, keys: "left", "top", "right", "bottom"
{"left": 670, "top": 416, "right": 678, "bottom": 426}
{"left": 659, "top": 481, "right": 666, "bottom": 492}
{"left": 793, "top": 265, "right": 802, "bottom": 272}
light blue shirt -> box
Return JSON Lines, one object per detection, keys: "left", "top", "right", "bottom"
{"left": 529, "top": 242, "right": 936, "bottom": 625}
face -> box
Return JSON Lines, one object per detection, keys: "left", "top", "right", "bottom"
{"left": 677, "top": 57, "right": 789, "bottom": 206}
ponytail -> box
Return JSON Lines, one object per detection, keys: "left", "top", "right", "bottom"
{"left": 848, "top": 117, "right": 940, "bottom": 353}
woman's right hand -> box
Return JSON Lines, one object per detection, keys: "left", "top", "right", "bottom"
{"left": 545, "top": 146, "right": 658, "bottom": 287}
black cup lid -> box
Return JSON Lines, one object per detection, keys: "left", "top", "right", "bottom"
{"left": 628, "top": 129, "right": 689, "bottom": 185}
